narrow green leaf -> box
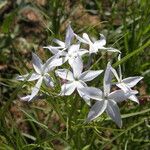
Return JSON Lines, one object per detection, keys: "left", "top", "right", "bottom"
{"left": 113, "top": 40, "right": 150, "bottom": 67}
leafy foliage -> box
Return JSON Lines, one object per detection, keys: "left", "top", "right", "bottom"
{"left": 0, "top": 0, "right": 150, "bottom": 149}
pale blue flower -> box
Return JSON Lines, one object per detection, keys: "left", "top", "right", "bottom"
{"left": 75, "top": 33, "right": 120, "bottom": 54}
{"left": 55, "top": 56, "right": 103, "bottom": 105}
{"left": 110, "top": 62, "right": 143, "bottom": 104}
{"left": 16, "top": 53, "right": 60, "bottom": 101}
{"left": 80, "top": 62, "right": 137, "bottom": 127}
{"left": 43, "top": 24, "right": 74, "bottom": 54}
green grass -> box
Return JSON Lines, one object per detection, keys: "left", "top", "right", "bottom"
{"left": 0, "top": 0, "right": 150, "bottom": 149}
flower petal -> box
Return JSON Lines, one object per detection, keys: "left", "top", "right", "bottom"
{"left": 122, "top": 76, "right": 143, "bottom": 88}
{"left": 70, "top": 56, "right": 83, "bottom": 78}
{"left": 53, "top": 38, "right": 65, "bottom": 48}
{"left": 77, "top": 87, "right": 91, "bottom": 106}
{"left": 93, "top": 34, "right": 106, "bottom": 48}
{"left": 106, "top": 100, "right": 122, "bottom": 128}
{"left": 32, "top": 53, "right": 43, "bottom": 74}
{"left": 76, "top": 81, "right": 90, "bottom": 105}
{"left": 128, "top": 95, "right": 139, "bottom": 104}
{"left": 20, "top": 95, "right": 31, "bottom": 101}
{"left": 44, "top": 56, "right": 67, "bottom": 73}
{"left": 43, "top": 46, "right": 60, "bottom": 54}
{"left": 108, "top": 90, "right": 138, "bottom": 103}
{"left": 87, "top": 100, "right": 107, "bottom": 122}
{"left": 103, "top": 62, "right": 113, "bottom": 95}
{"left": 103, "top": 47, "right": 120, "bottom": 53}
{"left": 49, "top": 57, "right": 66, "bottom": 69}
{"left": 55, "top": 69, "right": 74, "bottom": 81}
{"left": 16, "top": 73, "right": 40, "bottom": 81}
{"left": 116, "top": 82, "right": 129, "bottom": 92}
{"left": 79, "top": 87, "right": 102, "bottom": 101}
{"left": 74, "top": 33, "right": 88, "bottom": 44}
{"left": 65, "top": 24, "right": 74, "bottom": 48}
{"left": 98, "top": 47, "right": 121, "bottom": 53}
{"left": 43, "top": 74, "right": 54, "bottom": 87}
{"left": 60, "top": 82, "right": 76, "bottom": 96}
{"left": 110, "top": 66, "right": 120, "bottom": 82}
{"left": 29, "top": 77, "right": 43, "bottom": 101}
{"left": 80, "top": 70, "right": 103, "bottom": 82}
{"left": 43, "top": 55, "right": 57, "bottom": 73}
{"left": 76, "top": 81, "right": 90, "bottom": 101}
{"left": 83, "top": 33, "right": 92, "bottom": 43}
{"left": 78, "top": 49, "right": 89, "bottom": 56}
{"left": 68, "top": 44, "right": 80, "bottom": 54}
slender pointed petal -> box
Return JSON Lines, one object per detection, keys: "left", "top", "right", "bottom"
{"left": 76, "top": 80, "right": 86, "bottom": 90}
{"left": 74, "top": 33, "right": 88, "bottom": 44}
{"left": 99, "top": 47, "right": 121, "bottom": 53}
{"left": 55, "top": 69, "right": 74, "bottom": 81}
{"left": 76, "top": 81, "right": 87, "bottom": 97}
{"left": 87, "top": 100, "right": 107, "bottom": 122}
{"left": 32, "top": 53, "right": 43, "bottom": 74}
{"left": 70, "top": 56, "right": 83, "bottom": 78}
{"left": 108, "top": 90, "right": 138, "bottom": 103}
{"left": 116, "top": 83, "right": 139, "bottom": 103}
{"left": 79, "top": 87, "right": 102, "bottom": 101}
{"left": 94, "top": 34, "right": 106, "bottom": 48}
{"left": 83, "top": 97, "right": 91, "bottom": 106}
{"left": 44, "top": 56, "right": 67, "bottom": 74}
{"left": 83, "top": 33, "right": 91, "bottom": 43}
{"left": 60, "top": 82, "right": 76, "bottom": 96}
{"left": 110, "top": 66, "right": 120, "bottom": 82}
{"left": 128, "top": 95, "right": 139, "bottom": 104}
{"left": 80, "top": 70, "right": 103, "bottom": 82}
{"left": 72, "top": 80, "right": 91, "bottom": 105}
{"left": 116, "top": 82, "right": 129, "bottom": 92}
{"left": 103, "top": 62, "right": 112, "bottom": 95}
{"left": 122, "top": 76, "right": 143, "bottom": 88}
{"left": 106, "top": 100, "right": 122, "bottom": 128}
{"left": 43, "top": 74, "right": 54, "bottom": 87}
{"left": 43, "top": 46, "right": 60, "bottom": 54}
{"left": 78, "top": 88, "right": 91, "bottom": 106}
{"left": 78, "top": 49, "right": 89, "bottom": 56}
{"left": 16, "top": 73, "right": 40, "bottom": 81}
{"left": 48, "top": 57, "right": 66, "bottom": 70}
{"left": 43, "top": 56, "right": 56, "bottom": 73}
{"left": 20, "top": 95, "right": 31, "bottom": 101}
{"left": 29, "top": 77, "right": 43, "bottom": 101}
{"left": 53, "top": 38, "right": 65, "bottom": 48}
{"left": 65, "top": 24, "right": 74, "bottom": 48}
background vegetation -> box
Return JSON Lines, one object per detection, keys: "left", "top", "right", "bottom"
{"left": 0, "top": 0, "right": 150, "bottom": 149}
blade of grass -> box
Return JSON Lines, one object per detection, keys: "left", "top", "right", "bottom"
{"left": 113, "top": 40, "right": 150, "bottom": 68}
{"left": 99, "top": 119, "right": 145, "bottom": 150}
{"left": 21, "top": 109, "right": 48, "bottom": 129}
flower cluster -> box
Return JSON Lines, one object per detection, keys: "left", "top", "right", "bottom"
{"left": 17, "top": 24, "right": 143, "bottom": 127}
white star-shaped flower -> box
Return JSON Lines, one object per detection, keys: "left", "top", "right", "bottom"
{"left": 110, "top": 65, "right": 143, "bottom": 104}
{"left": 43, "top": 24, "right": 74, "bottom": 55}
{"left": 56, "top": 43, "right": 88, "bottom": 66}
{"left": 110, "top": 54, "right": 143, "bottom": 104}
{"left": 80, "top": 62, "right": 137, "bottom": 127}
{"left": 44, "top": 25, "right": 88, "bottom": 67}
{"left": 55, "top": 56, "right": 103, "bottom": 105}
{"left": 16, "top": 53, "right": 60, "bottom": 101}
{"left": 75, "top": 33, "right": 120, "bottom": 54}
